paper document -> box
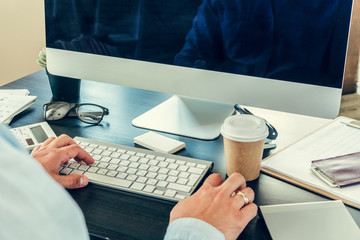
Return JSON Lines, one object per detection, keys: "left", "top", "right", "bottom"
{"left": 0, "top": 90, "right": 36, "bottom": 124}
{"left": 261, "top": 116, "right": 360, "bottom": 208}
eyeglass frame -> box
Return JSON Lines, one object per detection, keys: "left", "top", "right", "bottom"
{"left": 43, "top": 101, "right": 109, "bottom": 125}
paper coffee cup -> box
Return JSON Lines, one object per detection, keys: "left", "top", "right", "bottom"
{"left": 221, "top": 115, "right": 268, "bottom": 181}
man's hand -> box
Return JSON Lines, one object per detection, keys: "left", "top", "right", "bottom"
{"left": 169, "top": 173, "right": 257, "bottom": 240}
{"left": 31, "top": 134, "right": 94, "bottom": 189}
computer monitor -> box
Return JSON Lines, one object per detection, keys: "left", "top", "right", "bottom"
{"left": 44, "top": 0, "right": 354, "bottom": 140}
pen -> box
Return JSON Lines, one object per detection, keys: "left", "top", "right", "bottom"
{"left": 234, "top": 104, "right": 278, "bottom": 140}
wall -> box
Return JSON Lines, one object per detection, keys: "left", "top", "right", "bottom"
{"left": 0, "top": 0, "right": 45, "bottom": 86}
{"left": 343, "top": 0, "right": 360, "bottom": 94}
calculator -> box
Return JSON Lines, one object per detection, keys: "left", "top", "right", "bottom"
{"left": 10, "top": 122, "right": 57, "bottom": 150}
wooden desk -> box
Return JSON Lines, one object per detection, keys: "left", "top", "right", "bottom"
{"left": 2, "top": 70, "right": 360, "bottom": 240}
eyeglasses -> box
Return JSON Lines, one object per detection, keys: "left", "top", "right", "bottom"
{"left": 43, "top": 101, "right": 109, "bottom": 124}
{"left": 233, "top": 104, "right": 278, "bottom": 140}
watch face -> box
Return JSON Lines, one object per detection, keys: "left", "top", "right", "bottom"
{"left": 45, "top": 102, "right": 71, "bottom": 120}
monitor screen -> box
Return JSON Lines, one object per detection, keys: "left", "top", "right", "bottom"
{"left": 44, "top": 0, "right": 354, "bottom": 139}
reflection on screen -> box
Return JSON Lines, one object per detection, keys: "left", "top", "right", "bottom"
{"left": 45, "top": 0, "right": 353, "bottom": 88}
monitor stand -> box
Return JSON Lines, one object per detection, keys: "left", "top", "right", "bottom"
{"left": 132, "top": 95, "right": 234, "bottom": 140}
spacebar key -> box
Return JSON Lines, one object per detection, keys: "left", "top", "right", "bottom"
{"left": 84, "top": 172, "right": 132, "bottom": 188}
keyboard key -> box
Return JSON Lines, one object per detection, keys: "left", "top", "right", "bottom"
{"left": 107, "top": 147, "right": 116, "bottom": 152}
{"left": 139, "top": 164, "right": 150, "bottom": 170}
{"left": 116, "top": 148, "right": 126, "bottom": 153}
{"left": 110, "top": 152, "right": 121, "bottom": 158}
{"left": 135, "top": 152, "right": 146, "bottom": 157}
{"left": 71, "top": 169, "right": 85, "bottom": 175}
{"left": 155, "top": 156, "right": 165, "bottom": 161}
{"left": 93, "top": 154, "right": 102, "bottom": 161}
{"left": 127, "top": 151, "right": 136, "bottom": 155}
{"left": 177, "top": 178, "right": 188, "bottom": 185}
{"left": 97, "top": 169, "right": 108, "bottom": 175}
{"left": 178, "top": 165, "right": 189, "bottom": 172}
{"left": 84, "top": 147, "right": 94, "bottom": 153}
{"left": 92, "top": 149, "right": 102, "bottom": 155}
{"left": 129, "top": 156, "right": 140, "bottom": 162}
{"left": 156, "top": 174, "right": 167, "bottom": 181}
{"left": 101, "top": 156, "right": 111, "bottom": 163}
{"left": 110, "top": 158, "right": 120, "bottom": 165}
{"left": 120, "top": 154, "right": 130, "bottom": 160}
{"left": 167, "top": 176, "right": 178, "bottom": 183}
{"left": 119, "top": 160, "right": 130, "bottom": 166}
{"left": 149, "top": 166, "right": 160, "bottom": 172}
{"left": 158, "top": 168, "right": 170, "bottom": 175}
{"left": 84, "top": 172, "right": 132, "bottom": 188}
{"left": 106, "top": 171, "right": 118, "bottom": 177}
{"left": 157, "top": 181, "right": 168, "bottom": 188}
{"left": 164, "top": 189, "right": 176, "bottom": 197}
{"left": 116, "top": 173, "right": 127, "bottom": 179}
{"left": 117, "top": 166, "right": 128, "bottom": 172}
{"left": 146, "top": 172, "right": 157, "bottom": 179}
{"left": 158, "top": 162, "right": 169, "bottom": 168}
{"left": 126, "top": 174, "right": 137, "bottom": 181}
{"left": 130, "top": 182, "right": 145, "bottom": 191}
{"left": 69, "top": 162, "right": 80, "bottom": 169}
{"left": 136, "top": 170, "right": 147, "bottom": 176}
{"left": 176, "top": 160, "right": 186, "bottom": 165}
{"left": 98, "top": 162, "right": 109, "bottom": 169}
{"left": 139, "top": 158, "right": 149, "bottom": 164}
{"left": 143, "top": 185, "right": 155, "bottom": 193}
{"left": 101, "top": 150, "right": 112, "bottom": 156}
{"left": 126, "top": 168, "right": 137, "bottom": 175}
{"left": 129, "top": 162, "right": 140, "bottom": 168}
{"left": 154, "top": 190, "right": 164, "bottom": 195}
{"left": 169, "top": 170, "right": 179, "bottom": 176}
{"left": 186, "top": 162, "right": 196, "bottom": 167}
{"left": 168, "top": 183, "right": 192, "bottom": 193}
{"left": 175, "top": 194, "right": 186, "bottom": 200}
{"left": 146, "top": 179, "right": 158, "bottom": 185}
{"left": 88, "top": 167, "right": 99, "bottom": 173}
{"left": 107, "top": 164, "right": 118, "bottom": 170}
{"left": 148, "top": 160, "right": 159, "bottom": 166}
{"left": 179, "top": 172, "right": 190, "bottom": 178}
{"left": 168, "top": 163, "right": 178, "bottom": 170}
{"left": 197, "top": 164, "right": 207, "bottom": 169}
{"left": 136, "top": 177, "right": 148, "bottom": 183}
{"left": 60, "top": 168, "right": 72, "bottom": 175}
{"left": 188, "top": 167, "right": 203, "bottom": 175}
{"left": 78, "top": 165, "right": 90, "bottom": 171}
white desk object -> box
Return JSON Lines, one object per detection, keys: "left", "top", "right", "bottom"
{"left": 262, "top": 116, "right": 360, "bottom": 209}
{"left": 260, "top": 200, "right": 360, "bottom": 240}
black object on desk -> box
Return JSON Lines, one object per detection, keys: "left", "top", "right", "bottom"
{"left": 2, "top": 70, "right": 360, "bottom": 240}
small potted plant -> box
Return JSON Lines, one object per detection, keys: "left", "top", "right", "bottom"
{"left": 37, "top": 47, "right": 81, "bottom": 102}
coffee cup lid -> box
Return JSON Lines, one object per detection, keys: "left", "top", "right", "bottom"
{"left": 221, "top": 115, "right": 268, "bottom": 142}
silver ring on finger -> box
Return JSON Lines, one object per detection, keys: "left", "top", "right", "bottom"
{"left": 236, "top": 191, "right": 249, "bottom": 205}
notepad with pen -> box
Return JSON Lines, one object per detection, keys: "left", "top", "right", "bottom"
{"left": 311, "top": 152, "right": 360, "bottom": 188}
{"left": 261, "top": 116, "right": 360, "bottom": 209}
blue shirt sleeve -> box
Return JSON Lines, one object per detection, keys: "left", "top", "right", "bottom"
{"left": 164, "top": 218, "right": 225, "bottom": 240}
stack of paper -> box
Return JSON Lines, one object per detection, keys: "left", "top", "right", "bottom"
{"left": 0, "top": 89, "right": 37, "bottom": 124}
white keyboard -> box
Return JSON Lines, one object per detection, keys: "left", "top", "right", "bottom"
{"left": 60, "top": 137, "right": 213, "bottom": 202}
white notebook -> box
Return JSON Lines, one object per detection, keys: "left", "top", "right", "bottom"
{"left": 260, "top": 200, "right": 360, "bottom": 240}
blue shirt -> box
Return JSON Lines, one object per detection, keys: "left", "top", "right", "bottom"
{"left": 174, "top": 0, "right": 352, "bottom": 87}
{"left": 0, "top": 124, "right": 224, "bottom": 240}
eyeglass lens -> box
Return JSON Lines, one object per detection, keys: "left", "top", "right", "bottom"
{"left": 77, "top": 104, "right": 105, "bottom": 124}
{"left": 45, "top": 102, "right": 72, "bottom": 121}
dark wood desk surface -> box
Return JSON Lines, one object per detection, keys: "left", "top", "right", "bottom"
{"left": 3, "top": 70, "right": 360, "bottom": 240}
